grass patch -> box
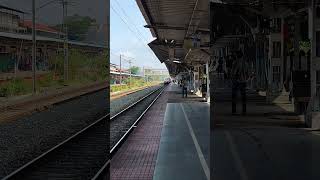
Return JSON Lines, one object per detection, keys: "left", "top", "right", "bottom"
{"left": 0, "top": 78, "right": 31, "bottom": 97}
{"left": 0, "top": 49, "right": 108, "bottom": 97}
{"left": 110, "top": 78, "right": 160, "bottom": 93}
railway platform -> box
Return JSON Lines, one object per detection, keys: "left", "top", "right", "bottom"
{"left": 110, "top": 83, "right": 210, "bottom": 180}
{"left": 213, "top": 86, "right": 320, "bottom": 180}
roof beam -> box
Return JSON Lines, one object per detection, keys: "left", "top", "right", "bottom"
{"left": 144, "top": 25, "right": 186, "bottom": 30}
{"left": 185, "top": 0, "right": 200, "bottom": 38}
{"left": 138, "top": 0, "right": 159, "bottom": 38}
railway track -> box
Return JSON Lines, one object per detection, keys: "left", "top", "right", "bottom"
{"left": 1, "top": 85, "right": 165, "bottom": 180}
{"left": 2, "top": 112, "right": 110, "bottom": 180}
{"left": 110, "top": 85, "right": 165, "bottom": 154}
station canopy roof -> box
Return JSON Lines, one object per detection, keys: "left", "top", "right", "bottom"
{"left": 136, "top": 0, "right": 210, "bottom": 76}
{"left": 210, "top": 0, "right": 317, "bottom": 52}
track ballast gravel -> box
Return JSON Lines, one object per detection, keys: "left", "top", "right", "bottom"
{"left": 110, "top": 85, "right": 161, "bottom": 116}
{"left": 0, "top": 88, "right": 109, "bottom": 178}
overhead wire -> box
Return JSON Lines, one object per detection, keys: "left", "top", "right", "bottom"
{"left": 110, "top": 1, "right": 159, "bottom": 62}
{"left": 114, "top": 0, "right": 149, "bottom": 44}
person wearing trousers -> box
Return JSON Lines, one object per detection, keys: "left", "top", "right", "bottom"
{"left": 231, "top": 51, "right": 250, "bottom": 115}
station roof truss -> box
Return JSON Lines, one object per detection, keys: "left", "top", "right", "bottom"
{"left": 136, "top": 0, "right": 210, "bottom": 76}
{"left": 210, "top": 0, "right": 319, "bottom": 54}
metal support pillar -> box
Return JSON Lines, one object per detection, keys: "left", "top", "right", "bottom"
{"left": 206, "top": 62, "right": 210, "bottom": 103}
{"left": 306, "top": 0, "right": 320, "bottom": 129}
{"left": 32, "top": 0, "right": 36, "bottom": 94}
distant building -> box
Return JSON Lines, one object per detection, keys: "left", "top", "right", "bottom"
{"left": 143, "top": 68, "right": 170, "bottom": 81}
{"left": 0, "top": 5, "right": 63, "bottom": 38}
{"left": 0, "top": 4, "right": 108, "bottom": 75}
{"left": 110, "top": 63, "right": 143, "bottom": 84}
{"left": 20, "top": 20, "right": 63, "bottom": 38}
{"left": 0, "top": 5, "right": 26, "bottom": 33}
{"left": 0, "top": 5, "right": 106, "bottom": 73}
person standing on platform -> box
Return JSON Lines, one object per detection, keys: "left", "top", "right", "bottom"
{"left": 181, "top": 78, "right": 188, "bottom": 98}
{"left": 231, "top": 51, "right": 250, "bottom": 115}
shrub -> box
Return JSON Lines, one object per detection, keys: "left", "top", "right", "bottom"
{"left": 0, "top": 79, "right": 31, "bottom": 97}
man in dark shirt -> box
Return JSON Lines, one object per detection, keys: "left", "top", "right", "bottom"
{"left": 181, "top": 79, "right": 188, "bottom": 98}
{"left": 231, "top": 51, "right": 250, "bottom": 115}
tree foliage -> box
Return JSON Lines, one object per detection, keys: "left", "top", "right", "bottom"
{"left": 129, "top": 66, "right": 140, "bottom": 75}
{"left": 56, "top": 14, "right": 97, "bottom": 41}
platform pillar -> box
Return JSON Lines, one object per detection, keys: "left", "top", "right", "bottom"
{"left": 206, "top": 62, "right": 210, "bottom": 103}
{"left": 305, "top": 0, "right": 320, "bottom": 129}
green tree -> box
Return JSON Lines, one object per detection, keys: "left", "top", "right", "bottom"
{"left": 129, "top": 66, "right": 140, "bottom": 75}
{"left": 55, "top": 14, "right": 97, "bottom": 41}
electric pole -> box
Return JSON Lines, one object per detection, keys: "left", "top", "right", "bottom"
{"left": 32, "top": 0, "right": 36, "bottom": 94}
{"left": 128, "top": 59, "right": 132, "bottom": 86}
{"left": 62, "top": 0, "right": 69, "bottom": 83}
{"left": 119, "top": 54, "right": 122, "bottom": 85}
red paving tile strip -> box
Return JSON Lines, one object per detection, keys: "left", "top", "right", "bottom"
{"left": 111, "top": 89, "right": 170, "bottom": 180}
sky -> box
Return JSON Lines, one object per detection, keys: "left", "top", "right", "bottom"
{"left": 110, "top": 0, "right": 166, "bottom": 70}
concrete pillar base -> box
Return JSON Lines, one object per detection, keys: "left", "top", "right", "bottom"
{"left": 305, "top": 112, "right": 320, "bottom": 129}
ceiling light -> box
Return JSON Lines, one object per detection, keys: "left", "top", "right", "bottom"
{"left": 173, "top": 60, "right": 181, "bottom": 63}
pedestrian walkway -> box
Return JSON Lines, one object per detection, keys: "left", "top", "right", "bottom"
{"left": 213, "top": 86, "right": 300, "bottom": 127}
{"left": 110, "top": 83, "right": 210, "bottom": 180}
{"left": 213, "top": 84, "right": 320, "bottom": 180}
{"left": 153, "top": 102, "right": 209, "bottom": 180}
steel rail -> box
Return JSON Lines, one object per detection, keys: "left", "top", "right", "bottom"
{"left": 2, "top": 113, "right": 110, "bottom": 180}
{"left": 110, "top": 86, "right": 165, "bottom": 155}
{"left": 2, "top": 85, "right": 165, "bottom": 180}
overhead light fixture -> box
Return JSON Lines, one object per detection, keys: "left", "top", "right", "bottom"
{"left": 170, "top": 39, "right": 175, "bottom": 43}
{"left": 165, "top": 39, "right": 168, "bottom": 43}
{"left": 173, "top": 60, "right": 181, "bottom": 63}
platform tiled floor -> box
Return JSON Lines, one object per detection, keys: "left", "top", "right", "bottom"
{"left": 110, "top": 84, "right": 210, "bottom": 180}
{"left": 212, "top": 84, "right": 320, "bottom": 180}
{"left": 110, "top": 86, "right": 169, "bottom": 180}
{"left": 153, "top": 102, "right": 210, "bottom": 180}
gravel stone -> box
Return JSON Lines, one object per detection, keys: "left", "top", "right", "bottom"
{"left": 0, "top": 89, "right": 109, "bottom": 178}
{"left": 110, "top": 85, "right": 161, "bottom": 116}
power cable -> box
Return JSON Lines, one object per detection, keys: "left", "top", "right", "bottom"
{"left": 110, "top": 2, "right": 158, "bottom": 61}
{"left": 114, "top": 0, "right": 149, "bottom": 44}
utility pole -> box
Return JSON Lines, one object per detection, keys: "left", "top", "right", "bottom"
{"left": 62, "top": 0, "right": 69, "bottom": 82}
{"left": 128, "top": 59, "right": 132, "bottom": 86}
{"left": 32, "top": 0, "right": 36, "bottom": 94}
{"left": 143, "top": 66, "right": 145, "bottom": 82}
{"left": 119, "top": 54, "right": 122, "bottom": 85}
